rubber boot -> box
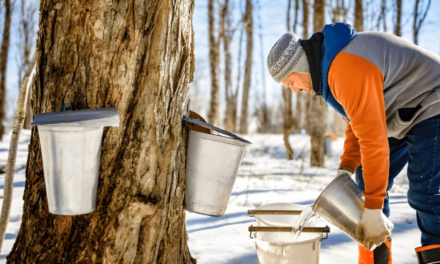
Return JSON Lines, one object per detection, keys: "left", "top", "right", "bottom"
{"left": 415, "top": 245, "right": 440, "bottom": 264}
{"left": 358, "top": 237, "right": 392, "bottom": 264}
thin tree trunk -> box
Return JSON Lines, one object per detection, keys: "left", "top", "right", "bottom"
{"left": 308, "top": 0, "right": 326, "bottom": 168}
{"left": 0, "top": 0, "right": 12, "bottom": 141}
{"left": 7, "top": 1, "right": 196, "bottom": 263}
{"left": 354, "top": 0, "right": 364, "bottom": 32}
{"left": 208, "top": 0, "right": 220, "bottom": 126}
{"left": 377, "top": 0, "right": 387, "bottom": 32}
{"left": 394, "top": 0, "right": 402, "bottom": 36}
{"left": 19, "top": 0, "right": 37, "bottom": 129}
{"left": 0, "top": 55, "right": 35, "bottom": 253}
{"left": 283, "top": 86, "right": 294, "bottom": 159}
{"left": 413, "top": 0, "right": 431, "bottom": 45}
{"left": 239, "top": 0, "right": 253, "bottom": 134}
{"left": 282, "top": 0, "right": 296, "bottom": 160}
{"left": 294, "top": 0, "right": 309, "bottom": 134}
{"left": 293, "top": 0, "right": 299, "bottom": 31}
{"left": 301, "top": 0, "right": 309, "bottom": 39}
{"left": 223, "top": 0, "right": 236, "bottom": 132}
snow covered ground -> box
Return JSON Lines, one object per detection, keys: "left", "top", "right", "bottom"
{"left": 0, "top": 132, "right": 420, "bottom": 263}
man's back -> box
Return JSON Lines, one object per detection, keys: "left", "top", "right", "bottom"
{"left": 335, "top": 31, "right": 440, "bottom": 138}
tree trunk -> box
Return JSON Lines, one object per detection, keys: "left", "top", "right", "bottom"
{"left": 19, "top": 0, "right": 37, "bottom": 129}
{"left": 301, "top": 0, "right": 309, "bottom": 39}
{"left": 0, "top": 0, "right": 12, "bottom": 141}
{"left": 354, "top": 0, "right": 364, "bottom": 32}
{"left": 294, "top": 0, "right": 309, "bottom": 134}
{"left": 222, "top": 0, "right": 236, "bottom": 132}
{"left": 394, "top": 0, "right": 402, "bottom": 36}
{"left": 308, "top": 0, "right": 326, "bottom": 168}
{"left": 283, "top": 86, "right": 294, "bottom": 159}
{"left": 293, "top": 0, "right": 299, "bottom": 32}
{"left": 239, "top": 0, "right": 253, "bottom": 134}
{"left": 283, "top": 0, "right": 297, "bottom": 160}
{"left": 377, "top": 0, "right": 387, "bottom": 32}
{"left": 208, "top": 0, "right": 220, "bottom": 126}
{"left": 413, "top": 0, "right": 431, "bottom": 45}
{"left": 7, "top": 1, "right": 196, "bottom": 263}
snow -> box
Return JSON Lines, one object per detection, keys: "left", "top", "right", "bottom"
{"left": 0, "top": 132, "right": 420, "bottom": 263}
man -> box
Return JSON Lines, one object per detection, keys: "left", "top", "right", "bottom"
{"left": 267, "top": 23, "right": 440, "bottom": 264}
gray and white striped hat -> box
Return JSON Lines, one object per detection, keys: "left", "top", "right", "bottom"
{"left": 267, "top": 32, "right": 310, "bottom": 83}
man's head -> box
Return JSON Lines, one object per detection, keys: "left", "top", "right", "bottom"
{"left": 267, "top": 32, "right": 312, "bottom": 94}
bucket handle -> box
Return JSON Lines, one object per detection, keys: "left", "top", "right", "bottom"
{"left": 248, "top": 225, "right": 330, "bottom": 239}
{"left": 182, "top": 117, "right": 252, "bottom": 144}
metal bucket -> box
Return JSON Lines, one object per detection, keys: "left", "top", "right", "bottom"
{"left": 32, "top": 108, "right": 119, "bottom": 215}
{"left": 312, "top": 173, "right": 391, "bottom": 247}
{"left": 184, "top": 117, "right": 251, "bottom": 216}
{"left": 38, "top": 126, "right": 103, "bottom": 215}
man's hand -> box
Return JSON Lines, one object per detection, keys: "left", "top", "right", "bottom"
{"left": 356, "top": 208, "right": 394, "bottom": 250}
{"left": 337, "top": 168, "right": 353, "bottom": 177}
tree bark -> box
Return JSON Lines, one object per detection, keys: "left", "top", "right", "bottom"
{"left": 308, "top": 0, "right": 326, "bottom": 168}
{"left": 7, "top": 0, "right": 196, "bottom": 263}
{"left": 207, "top": 0, "right": 221, "bottom": 126}
{"left": 354, "top": 0, "right": 364, "bottom": 32}
{"left": 0, "top": 0, "right": 12, "bottom": 141}
{"left": 239, "top": 0, "right": 253, "bottom": 134}
{"left": 394, "top": 0, "right": 402, "bottom": 36}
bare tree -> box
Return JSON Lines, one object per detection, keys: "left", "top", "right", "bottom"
{"left": 282, "top": 0, "right": 299, "bottom": 160}
{"left": 208, "top": 0, "right": 221, "bottom": 126}
{"left": 354, "top": 0, "right": 364, "bottom": 31}
{"left": 239, "top": 0, "right": 253, "bottom": 134}
{"left": 413, "top": 0, "right": 431, "bottom": 45}
{"left": 7, "top": 1, "right": 196, "bottom": 263}
{"left": 394, "top": 0, "right": 402, "bottom": 36}
{"left": 0, "top": 0, "right": 12, "bottom": 141}
{"left": 17, "top": 0, "right": 38, "bottom": 129}
{"left": 222, "top": 0, "right": 238, "bottom": 132}
{"left": 294, "top": 0, "right": 309, "bottom": 135}
{"left": 307, "top": 0, "right": 327, "bottom": 167}
{"left": 376, "top": 0, "right": 387, "bottom": 32}
{"left": 328, "top": 0, "right": 350, "bottom": 23}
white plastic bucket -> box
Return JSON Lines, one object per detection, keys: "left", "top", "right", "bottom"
{"left": 253, "top": 203, "right": 322, "bottom": 264}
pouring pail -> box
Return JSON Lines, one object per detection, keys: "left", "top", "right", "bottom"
{"left": 312, "top": 172, "right": 391, "bottom": 247}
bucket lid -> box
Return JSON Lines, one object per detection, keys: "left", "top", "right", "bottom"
{"left": 183, "top": 117, "right": 251, "bottom": 144}
{"left": 32, "top": 108, "right": 119, "bottom": 127}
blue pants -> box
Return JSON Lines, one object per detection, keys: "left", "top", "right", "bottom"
{"left": 355, "top": 115, "right": 440, "bottom": 246}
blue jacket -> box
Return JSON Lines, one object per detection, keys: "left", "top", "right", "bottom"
{"left": 321, "top": 23, "right": 357, "bottom": 121}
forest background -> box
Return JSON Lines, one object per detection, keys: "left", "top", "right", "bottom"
{"left": 0, "top": 0, "right": 439, "bottom": 166}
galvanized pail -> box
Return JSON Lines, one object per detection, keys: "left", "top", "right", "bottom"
{"left": 183, "top": 117, "right": 251, "bottom": 216}
{"left": 312, "top": 173, "right": 391, "bottom": 247}
{"left": 32, "top": 108, "right": 119, "bottom": 215}
{"left": 38, "top": 126, "right": 103, "bottom": 215}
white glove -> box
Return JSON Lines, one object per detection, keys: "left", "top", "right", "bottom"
{"left": 337, "top": 168, "right": 353, "bottom": 177}
{"left": 356, "top": 208, "right": 394, "bottom": 250}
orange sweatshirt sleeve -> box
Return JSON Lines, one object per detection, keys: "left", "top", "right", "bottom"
{"left": 328, "top": 52, "right": 389, "bottom": 210}
{"left": 339, "top": 119, "right": 361, "bottom": 173}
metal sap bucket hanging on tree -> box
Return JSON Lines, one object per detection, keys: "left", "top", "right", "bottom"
{"left": 183, "top": 116, "right": 251, "bottom": 217}
{"left": 32, "top": 108, "right": 119, "bottom": 215}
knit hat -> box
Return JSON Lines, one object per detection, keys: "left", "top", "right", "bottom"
{"left": 267, "top": 32, "right": 310, "bottom": 83}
